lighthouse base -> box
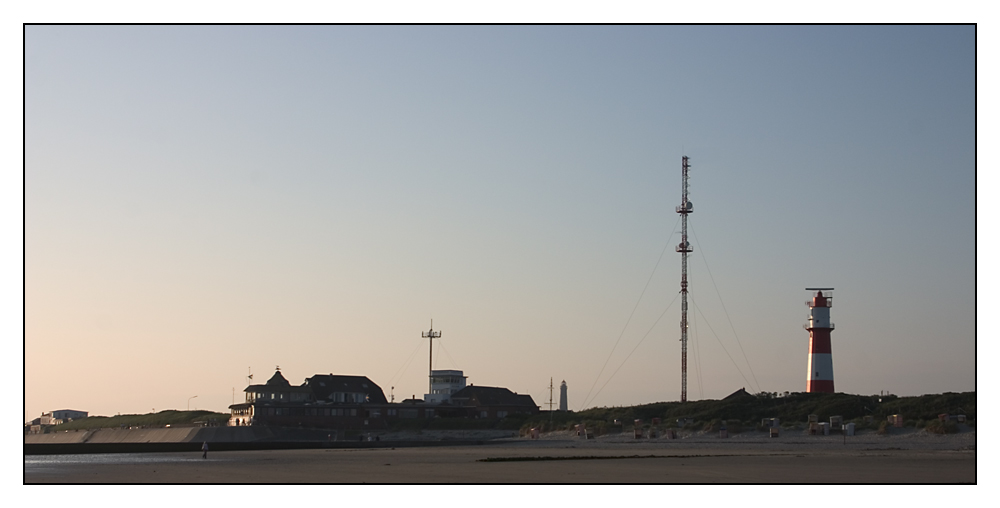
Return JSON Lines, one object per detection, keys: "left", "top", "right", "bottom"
{"left": 807, "top": 380, "right": 834, "bottom": 393}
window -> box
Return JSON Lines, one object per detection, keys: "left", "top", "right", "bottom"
{"left": 350, "top": 409, "right": 357, "bottom": 416}
{"left": 498, "top": 411, "right": 508, "bottom": 418}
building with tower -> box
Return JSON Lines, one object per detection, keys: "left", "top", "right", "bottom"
{"left": 228, "top": 368, "right": 392, "bottom": 428}
{"left": 229, "top": 367, "right": 538, "bottom": 428}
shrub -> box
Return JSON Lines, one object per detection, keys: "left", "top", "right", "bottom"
{"left": 925, "top": 419, "right": 958, "bottom": 434}
{"left": 877, "top": 421, "right": 889, "bottom": 435}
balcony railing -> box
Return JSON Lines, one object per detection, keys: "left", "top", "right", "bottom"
{"left": 803, "top": 322, "right": 835, "bottom": 330}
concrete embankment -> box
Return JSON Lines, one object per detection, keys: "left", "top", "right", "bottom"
{"left": 24, "top": 426, "right": 507, "bottom": 455}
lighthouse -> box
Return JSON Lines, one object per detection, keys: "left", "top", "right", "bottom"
{"left": 805, "top": 288, "right": 835, "bottom": 393}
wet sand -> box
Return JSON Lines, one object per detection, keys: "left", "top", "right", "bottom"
{"left": 24, "top": 429, "right": 975, "bottom": 483}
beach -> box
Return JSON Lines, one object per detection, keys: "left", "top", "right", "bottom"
{"left": 24, "top": 427, "right": 975, "bottom": 483}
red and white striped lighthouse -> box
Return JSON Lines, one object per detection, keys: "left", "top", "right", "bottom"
{"left": 805, "top": 288, "right": 835, "bottom": 393}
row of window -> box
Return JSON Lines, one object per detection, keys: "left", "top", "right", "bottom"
{"left": 328, "top": 392, "right": 367, "bottom": 403}
{"left": 267, "top": 407, "right": 360, "bottom": 417}
{"left": 249, "top": 392, "right": 367, "bottom": 403}
{"left": 397, "top": 409, "right": 434, "bottom": 419}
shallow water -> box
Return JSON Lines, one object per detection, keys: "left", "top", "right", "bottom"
{"left": 24, "top": 453, "right": 220, "bottom": 475}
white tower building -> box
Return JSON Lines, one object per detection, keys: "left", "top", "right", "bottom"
{"left": 424, "top": 370, "right": 467, "bottom": 404}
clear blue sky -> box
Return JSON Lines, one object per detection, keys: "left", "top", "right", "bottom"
{"left": 25, "top": 25, "right": 975, "bottom": 421}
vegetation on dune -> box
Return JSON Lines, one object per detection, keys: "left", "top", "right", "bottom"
{"left": 876, "top": 392, "right": 974, "bottom": 421}
{"left": 43, "top": 410, "right": 230, "bottom": 432}
{"left": 924, "top": 418, "right": 959, "bottom": 434}
{"left": 515, "top": 391, "right": 975, "bottom": 434}
{"left": 36, "top": 391, "right": 974, "bottom": 435}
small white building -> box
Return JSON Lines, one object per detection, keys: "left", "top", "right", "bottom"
{"left": 424, "top": 370, "right": 467, "bottom": 404}
{"left": 51, "top": 409, "right": 88, "bottom": 421}
{"left": 25, "top": 410, "right": 87, "bottom": 432}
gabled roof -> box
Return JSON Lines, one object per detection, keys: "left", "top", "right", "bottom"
{"left": 723, "top": 387, "right": 754, "bottom": 400}
{"left": 306, "top": 374, "right": 388, "bottom": 404}
{"left": 515, "top": 394, "right": 536, "bottom": 407}
{"left": 451, "top": 385, "right": 538, "bottom": 408}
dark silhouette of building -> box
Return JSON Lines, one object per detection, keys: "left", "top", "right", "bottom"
{"left": 229, "top": 369, "right": 539, "bottom": 429}
{"left": 449, "top": 385, "right": 540, "bottom": 418}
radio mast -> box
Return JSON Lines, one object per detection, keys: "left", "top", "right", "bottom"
{"left": 676, "top": 156, "right": 693, "bottom": 403}
{"left": 422, "top": 320, "right": 441, "bottom": 396}
{"left": 548, "top": 378, "right": 554, "bottom": 423}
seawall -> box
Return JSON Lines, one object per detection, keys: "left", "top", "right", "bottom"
{"left": 23, "top": 426, "right": 504, "bottom": 455}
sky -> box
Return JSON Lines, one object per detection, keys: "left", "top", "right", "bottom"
{"left": 23, "top": 25, "right": 976, "bottom": 423}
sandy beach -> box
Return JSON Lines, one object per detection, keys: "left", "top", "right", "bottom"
{"left": 24, "top": 427, "right": 975, "bottom": 483}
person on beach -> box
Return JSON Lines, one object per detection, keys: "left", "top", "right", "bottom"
{"left": 202, "top": 441, "right": 208, "bottom": 459}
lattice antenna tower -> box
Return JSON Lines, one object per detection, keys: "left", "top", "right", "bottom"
{"left": 422, "top": 320, "right": 442, "bottom": 395}
{"left": 548, "top": 378, "right": 554, "bottom": 423}
{"left": 675, "top": 156, "right": 693, "bottom": 403}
